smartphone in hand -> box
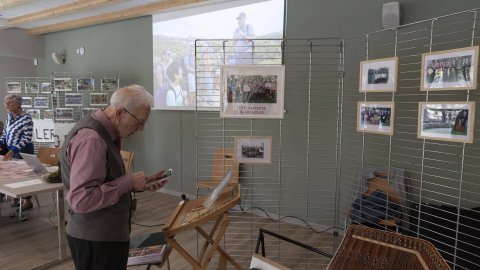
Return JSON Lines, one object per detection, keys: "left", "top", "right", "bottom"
{"left": 146, "top": 169, "right": 173, "bottom": 186}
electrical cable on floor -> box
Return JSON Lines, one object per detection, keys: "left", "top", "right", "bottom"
{"left": 131, "top": 221, "right": 165, "bottom": 227}
{"left": 245, "top": 206, "right": 338, "bottom": 234}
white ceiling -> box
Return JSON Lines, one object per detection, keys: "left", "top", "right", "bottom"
{"left": 0, "top": 0, "right": 224, "bottom": 34}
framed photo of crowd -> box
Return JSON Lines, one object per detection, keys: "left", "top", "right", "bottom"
{"left": 235, "top": 136, "right": 272, "bottom": 164}
{"left": 418, "top": 102, "right": 475, "bottom": 143}
{"left": 359, "top": 57, "right": 398, "bottom": 92}
{"left": 421, "top": 46, "right": 479, "bottom": 91}
{"left": 220, "top": 65, "right": 285, "bottom": 119}
{"left": 357, "top": 102, "right": 395, "bottom": 135}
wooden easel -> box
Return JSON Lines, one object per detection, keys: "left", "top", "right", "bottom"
{"left": 162, "top": 184, "right": 243, "bottom": 270}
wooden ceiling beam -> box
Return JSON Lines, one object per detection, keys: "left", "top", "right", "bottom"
{"left": 9, "top": 0, "right": 126, "bottom": 26}
{"left": 28, "top": 0, "right": 206, "bottom": 35}
{"left": 0, "top": 0, "right": 27, "bottom": 9}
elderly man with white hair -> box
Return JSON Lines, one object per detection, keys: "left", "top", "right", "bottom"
{"left": 60, "top": 84, "right": 169, "bottom": 270}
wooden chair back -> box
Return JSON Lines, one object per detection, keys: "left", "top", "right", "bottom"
{"left": 197, "top": 148, "right": 239, "bottom": 189}
{"left": 37, "top": 147, "right": 62, "bottom": 166}
{"left": 211, "top": 148, "right": 238, "bottom": 183}
{"left": 120, "top": 150, "right": 135, "bottom": 174}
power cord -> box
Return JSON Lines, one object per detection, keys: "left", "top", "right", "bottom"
{"left": 131, "top": 221, "right": 165, "bottom": 227}
{"left": 245, "top": 206, "right": 338, "bottom": 234}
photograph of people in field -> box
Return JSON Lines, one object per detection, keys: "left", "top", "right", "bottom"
{"left": 226, "top": 74, "right": 277, "bottom": 104}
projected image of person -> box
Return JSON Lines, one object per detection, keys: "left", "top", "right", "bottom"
{"left": 182, "top": 42, "right": 196, "bottom": 92}
{"left": 198, "top": 46, "right": 217, "bottom": 105}
{"left": 166, "top": 61, "right": 188, "bottom": 106}
{"left": 154, "top": 49, "right": 172, "bottom": 107}
{"left": 233, "top": 12, "right": 255, "bottom": 65}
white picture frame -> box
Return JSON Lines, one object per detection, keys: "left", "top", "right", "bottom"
{"left": 40, "top": 82, "right": 51, "bottom": 93}
{"left": 101, "top": 78, "right": 119, "bottom": 91}
{"left": 357, "top": 102, "right": 394, "bottom": 135}
{"left": 6, "top": 82, "right": 21, "bottom": 93}
{"left": 44, "top": 110, "right": 54, "bottom": 119}
{"left": 418, "top": 102, "right": 475, "bottom": 143}
{"left": 77, "top": 78, "right": 94, "bottom": 91}
{"left": 22, "top": 97, "right": 32, "bottom": 108}
{"left": 220, "top": 65, "right": 285, "bottom": 119}
{"left": 25, "top": 82, "right": 39, "bottom": 93}
{"left": 54, "top": 78, "right": 72, "bottom": 91}
{"left": 65, "top": 93, "right": 83, "bottom": 106}
{"left": 33, "top": 97, "right": 49, "bottom": 108}
{"left": 26, "top": 109, "right": 41, "bottom": 120}
{"left": 421, "top": 46, "right": 479, "bottom": 91}
{"left": 55, "top": 108, "right": 74, "bottom": 121}
{"left": 90, "top": 93, "right": 108, "bottom": 106}
{"left": 235, "top": 136, "right": 272, "bottom": 164}
{"left": 359, "top": 57, "right": 398, "bottom": 92}
{"left": 82, "top": 108, "right": 98, "bottom": 117}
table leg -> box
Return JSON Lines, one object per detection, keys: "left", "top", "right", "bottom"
{"left": 57, "top": 189, "right": 67, "bottom": 259}
{"left": 32, "top": 189, "right": 69, "bottom": 270}
{"left": 0, "top": 196, "right": 27, "bottom": 225}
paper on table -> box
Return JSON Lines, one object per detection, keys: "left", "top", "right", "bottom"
{"left": 5, "top": 179, "right": 44, "bottom": 188}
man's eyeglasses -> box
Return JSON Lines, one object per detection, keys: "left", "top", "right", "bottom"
{"left": 123, "top": 108, "right": 146, "bottom": 127}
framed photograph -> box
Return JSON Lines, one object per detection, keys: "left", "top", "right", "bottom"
{"left": 54, "top": 78, "right": 72, "bottom": 91}
{"left": 27, "top": 109, "right": 41, "bottom": 120}
{"left": 40, "top": 82, "right": 51, "bottom": 93}
{"left": 55, "top": 108, "right": 74, "bottom": 121}
{"left": 418, "top": 102, "right": 475, "bottom": 143}
{"left": 421, "top": 46, "right": 479, "bottom": 91}
{"left": 235, "top": 136, "right": 272, "bottom": 164}
{"left": 65, "top": 93, "right": 83, "bottom": 106}
{"left": 359, "top": 57, "right": 398, "bottom": 92}
{"left": 82, "top": 108, "right": 98, "bottom": 117}
{"left": 357, "top": 102, "right": 394, "bottom": 135}
{"left": 34, "top": 97, "right": 49, "bottom": 108}
{"left": 220, "top": 65, "right": 285, "bottom": 119}
{"left": 44, "top": 110, "right": 54, "bottom": 119}
{"left": 101, "top": 78, "right": 119, "bottom": 91}
{"left": 25, "top": 82, "right": 39, "bottom": 93}
{"left": 77, "top": 78, "right": 94, "bottom": 91}
{"left": 90, "top": 93, "right": 108, "bottom": 106}
{"left": 6, "top": 82, "right": 21, "bottom": 93}
{"left": 22, "top": 97, "right": 32, "bottom": 108}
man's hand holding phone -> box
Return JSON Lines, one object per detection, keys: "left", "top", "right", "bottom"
{"left": 145, "top": 169, "right": 173, "bottom": 191}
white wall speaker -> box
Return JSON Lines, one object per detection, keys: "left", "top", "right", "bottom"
{"left": 52, "top": 51, "right": 66, "bottom": 64}
{"left": 382, "top": 2, "right": 400, "bottom": 29}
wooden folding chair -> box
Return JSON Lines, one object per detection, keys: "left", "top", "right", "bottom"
{"left": 37, "top": 147, "right": 62, "bottom": 166}
{"left": 197, "top": 148, "right": 239, "bottom": 192}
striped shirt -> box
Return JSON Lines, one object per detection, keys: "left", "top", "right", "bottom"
{"left": 0, "top": 112, "right": 34, "bottom": 153}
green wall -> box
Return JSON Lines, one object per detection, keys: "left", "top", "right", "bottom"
{"left": 39, "top": 16, "right": 195, "bottom": 194}
{"left": 36, "top": 0, "right": 480, "bottom": 200}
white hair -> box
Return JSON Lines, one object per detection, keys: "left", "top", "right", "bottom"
{"left": 4, "top": 94, "right": 23, "bottom": 105}
{"left": 109, "top": 84, "right": 154, "bottom": 111}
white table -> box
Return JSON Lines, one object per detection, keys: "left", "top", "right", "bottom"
{"left": 0, "top": 159, "right": 68, "bottom": 269}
